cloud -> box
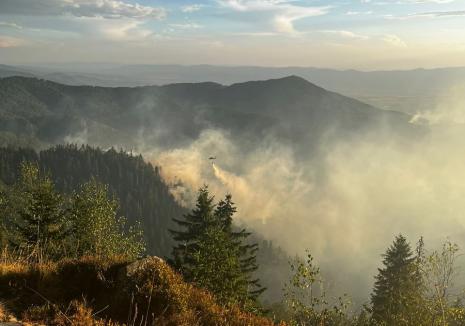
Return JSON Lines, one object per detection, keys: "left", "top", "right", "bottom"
{"left": 383, "top": 34, "right": 407, "bottom": 47}
{"left": 0, "top": 21, "right": 23, "bottom": 29}
{"left": 170, "top": 23, "right": 203, "bottom": 30}
{"left": 386, "top": 9, "right": 465, "bottom": 20}
{"left": 322, "top": 30, "right": 409, "bottom": 49}
{"left": 381, "top": 0, "right": 455, "bottom": 3}
{"left": 323, "top": 30, "right": 370, "bottom": 40}
{"left": 0, "top": 35, "right": 24, "bottom": 48}
{"left": 346, "top": 10, "right": 373, "bottom": 15}
{"left": 182, "top": 4, "right": 204, "bottom": 13}
{"left": 218, "top": 0, "right": 330, "bottom": 35}
{"left": 233, "top": 31, "right": 278, "bottom": 36}
{"left": 413, "top": 10, "right": 465, "bottom": 17}
{"left": 405, "top": 0, "right": 455, "bottom": 3}
{"left": 0, "top": 0, "right": 166, "bottom": 20}
{"left": 0, "top": 1, "right": 164, "bottom": 43}
{"left": 78, "top": 17, "right": 154, "bottom": 41}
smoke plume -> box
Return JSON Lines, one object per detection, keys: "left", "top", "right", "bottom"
{"left": 138, "top": 101, "right": 465, "bottom": 303}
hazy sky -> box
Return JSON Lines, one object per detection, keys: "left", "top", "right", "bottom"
{"left": 1, "top": 0, "right": 465, "bottom": 69}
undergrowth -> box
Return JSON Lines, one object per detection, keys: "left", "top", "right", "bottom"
{"left": 0, "top": 250, "right": 283, "bottom": 325}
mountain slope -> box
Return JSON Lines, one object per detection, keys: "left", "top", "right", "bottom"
{"left": 0, "top": 145, "right": 185, "bottom": 256}
{"left": 0, "top": 76, "right": 424, "bottom": 154}
{"left": 4, "top": 64, "right": 464, "bottom": 96}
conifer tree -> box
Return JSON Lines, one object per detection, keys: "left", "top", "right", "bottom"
{"left": 4, "top": 162, "right": 70, "bottom": 257}
{"left": 371, "top": 234, "right": 424, "bottom": 325}
{"left": 214, "top": 195, "right": 265, "bottom": 306}
{"left": 0, "top": 162, "right": 145, "bottom": 261}
{"left": 169, "top": 186, "right": 264, "bottom": 309}
{"left": 170, "top": 186, "right": 216, "bottom": 277}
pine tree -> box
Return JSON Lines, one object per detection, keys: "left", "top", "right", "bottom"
{"left": 169, "top": 185, "right": 216, "bottom": 277}
{"left": 0, "top": 162, "right": 145, "bottom": 261}
{"left": 214, "top": 195, "right": 265, "bottom": 307}
{"left": 371, "top": 234, "right": 424, "bottom": 325}
{"left": 169, "top": 186, "right": 264, "bottom": 309}
{"left": 0, "top": 145, "right": 185, "bottom": 256}
{"left": 4, "top": 162, "right": 70, "bottom": 258}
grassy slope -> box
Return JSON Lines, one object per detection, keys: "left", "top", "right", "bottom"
{"left": 0, "top": 255, "right": 283, "bottom": 325}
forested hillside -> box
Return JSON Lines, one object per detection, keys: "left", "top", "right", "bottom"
{"left": 0, "top": 145, "right": 184, "bottom": 256}
{"left": 0, "top": 145, "right": 289, "bottom": 304}
{"left": 0, "top": 76, "right": 425, "bottom": 154}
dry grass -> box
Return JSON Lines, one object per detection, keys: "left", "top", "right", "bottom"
{"left": 0, "top": 255, "right": 284, "bottom": 326}
{"left": 0, "top": 302, "right": 10, "bottom": 322}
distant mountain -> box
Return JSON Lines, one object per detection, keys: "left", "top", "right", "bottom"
{"left": 0, "top": 75, "right": 427, "bottom": 304}
{"left": 4, "top": 63, "right": 463, "bottom": 95}
{"left": 2, "top": 63, "right": 464, "bottom": 114}
{"left": 0, "top": 75, "right": 423, "bottom": 155}
{"left": 0, "top": 64, "right": 36, "bottom": 78}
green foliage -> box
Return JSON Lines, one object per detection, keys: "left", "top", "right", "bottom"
{"left": 170, "top": 186, "right": 264, "bottom": 310}
{"left": 0, "top": 162, "right": 145, "bottom": 261}
{"left": 1, "top": 162, "right": 71, "bottom": 259}
{"left": 418, "top": 240, "right": 465, "bottom": 325}
{"left": 369, "top": 235, "right": 465, "bottom": 326}
{"left": 69, "top": 179, "right": 145, "bottom": 259}
{"left": 0, "top": 145, "right": 288, "bottom": 304}
{"left": 215, "top": 194, "right": 265, "bottom": 306}
{"left": 283, "top": 249, "right": 352, "bottom": 326}
{"left": 370, "top": 234, "right": 424, "bottom": 325}
{"left": 0, "top": 145, "right": 185, "bottom": 256}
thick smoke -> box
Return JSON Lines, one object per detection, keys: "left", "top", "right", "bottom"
{"left": 139, "top": 103, "right": 465, "bottom": 304}
{"left": 55, "top": 81, "right": 465, "bottom": 304}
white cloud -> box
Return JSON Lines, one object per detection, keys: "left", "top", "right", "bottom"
{"left": 413, "top": 10, "right": 465, "bottom": 17}
{"left": 346, "top": 10, "right": 373, "bottom": 15}
{"left": 405, "top": 0, "right": 455, "bottom": 3}
{"left": 323, "top": 30, "right": 370, "bottom": 40}
{"left": 0, "top": 0, "right": 166, "bottom": 20}
{"left": 380, "top": 0, "right": 455, "bottom": 3}
{"left": 233, "top": 31, "right": 278, "bottom": 36}
{"left": 218, "top": 0, "right": 330, "bottom": 35}
{"left": 63, "top": 17, "right": 155, "bottom": 42}
{"left": 0, "top": 1, "right": 165, "bottom": 44}
{"left": 0, "top": 22, "right": 23, "bottom": 29}
{"left": 170, "top": 23, "right": 203, "bottom": 29}
{"left": 383, "top": 34, "right": 407, "bottom": 47}
{"left": 182, "top": 4, "right": 204, "bottom": 13}
{"left": 385, "top": 9, "right": 465, "bottom": 20}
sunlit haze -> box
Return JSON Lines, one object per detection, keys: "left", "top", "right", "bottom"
{"left": 2, "top": 0, "right": 465, "bottom": 69}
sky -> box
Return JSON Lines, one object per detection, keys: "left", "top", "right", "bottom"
{"left": 1, "top": 0, "right": 465, "bottom": 69}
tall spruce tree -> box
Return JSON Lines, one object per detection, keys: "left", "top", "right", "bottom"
{"left": 3, "top": 162, "right": 70, "bottom": 258}
{"left": 214, "top": 194, "right": 265, "bottom": 306}
{"left": 170, "top": 186, "right": 216, "bottom": 277}
{"left": 371, "top": 234, "right": 424, "bottom": 325}
{"left": 169, "top": 186, "right": 264, "bottom": 310}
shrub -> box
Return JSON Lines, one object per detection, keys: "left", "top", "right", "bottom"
{"left": 0, "top": 255, "right": 283, "bottom": 325}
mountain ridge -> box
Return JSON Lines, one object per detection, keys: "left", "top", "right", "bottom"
{"left": 0, "top": 75, "right": 423, "bottom": 154}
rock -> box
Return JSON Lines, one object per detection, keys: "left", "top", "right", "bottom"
{"left": 117, "top": 256, "right": 165, "bottom": 280}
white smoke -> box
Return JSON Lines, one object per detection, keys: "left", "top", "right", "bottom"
{"left": 136, "top": 110, "right": 465, "bottom": 303}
